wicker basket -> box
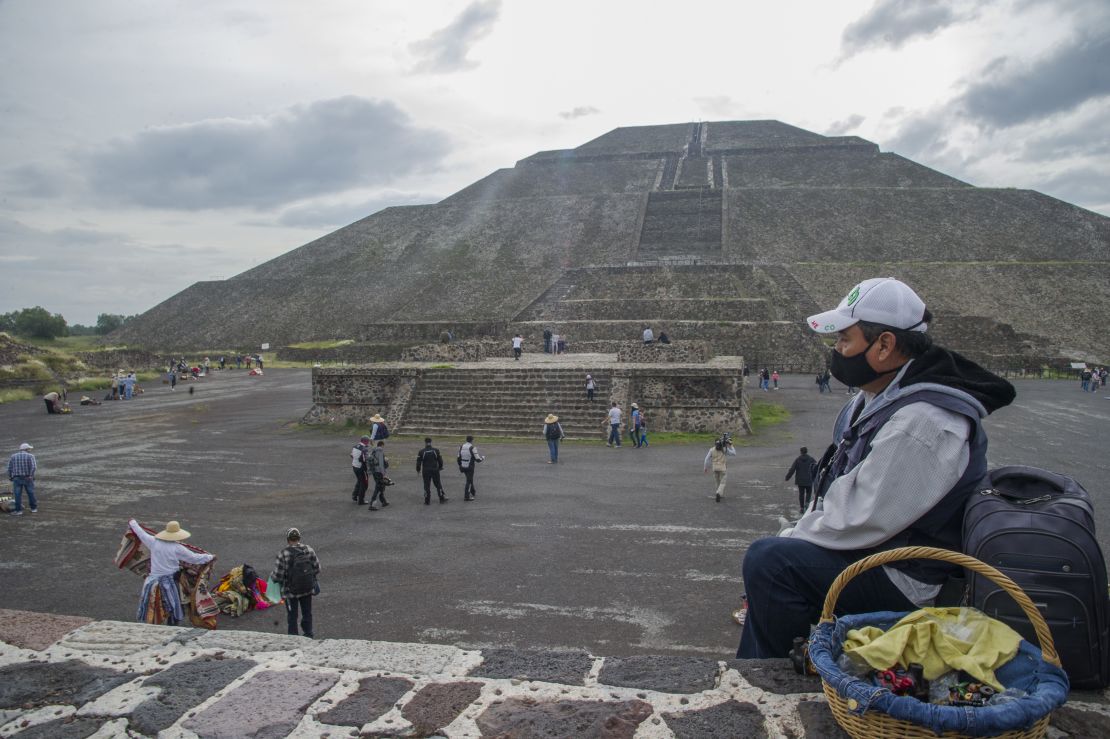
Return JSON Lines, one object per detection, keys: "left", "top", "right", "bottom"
{"left": 814, "top": 546, "right": 1065, "bottom": 739}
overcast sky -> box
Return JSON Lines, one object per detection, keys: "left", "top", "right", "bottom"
{"left": 1, "top": 0, "right": 1108, "bottom": 324}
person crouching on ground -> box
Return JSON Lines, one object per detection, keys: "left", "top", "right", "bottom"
{"left": 127, "top": 518, "right": 214, "bottom": 625}
{"left": 736, "top": 277, "right": 1015, "bottom": 658}
{"left": 703, "top": 433, "right": 736, "bottom": 502}
{"left": 270, "top": 527, "right": 320, "bottom": 638}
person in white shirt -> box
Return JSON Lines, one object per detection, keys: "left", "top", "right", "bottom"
{"left": 458, "top": 435, "right": 485, "bottom": 500}
{"left": 511, "top": 334, "right": 523, "bottom": 361}
{"left": 605, "top": 402, "right": 622, "bottom": 447}
{"left": 642, "top": 326, "right": 654, "bottom": 344}
{"left": 585, "top": 374, "right": 596, "bottom": 402}
{"left": 127, "top": 518, "right": 214, "bottom": 625}
{"left": 703, "top": 435, "right": 736, "bottom": 502}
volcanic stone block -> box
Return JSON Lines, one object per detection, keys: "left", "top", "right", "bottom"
{"left": 470, "top": 648, "right": 593, "bottom": 685}
{"left": 0, "top": 608, "right": 92, "bottom": 651}
{"left": 52, "top": 620, "right": 184, "bottom": 657}
{"left": 316, "top": 676, "right": 414, "bottom": 727}
{"left": 182, "top": 669, "right": 337, "bottom": 739}
{"left": 662, "top": 699, "right": 768, "bottom": 738}
{"left": 400, "top": 681, "right": 482, "bottom": 736}
{"left": 4, "top": 716, "right": 112, "bottom": 738}
{"left": 597, "top": 655, "right": 719, "bottom": 694}
{"left": 796, "top": 700, "right": 850, "bottom": 738}
{"left": 1050, "top": 705, "right": 1110, "bottom": 737}
{"left": 300, "top": 638, "right": 464, "bottom": 675}
{"left": 475, "top": 697, "right": 654, "bottom": 738}
{"left": 130, "top": 656, "right": 255, "bottom": 735}
{"left": 0, "top": 661, "right": 130, "bottom": 709}
{"left": 192, "top": 630, "right": 311, "bottom": 654}
{"left": 727, "top": 659, "right": 822, "bottom": 695}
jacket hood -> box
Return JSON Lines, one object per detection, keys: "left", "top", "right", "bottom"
{"left": 896, "top": 346, "right": 1016, "bottom": 415}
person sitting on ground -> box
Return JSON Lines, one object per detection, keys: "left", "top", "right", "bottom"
{"left": 736, "top": 277, "right": 1015, "bottom": 659}
{"left": 658, "top": 331, "right": 671, "bottom": 344}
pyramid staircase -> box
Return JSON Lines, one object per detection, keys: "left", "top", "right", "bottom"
{"left": 397, "top": 367, "right": 613, "bottom": 439}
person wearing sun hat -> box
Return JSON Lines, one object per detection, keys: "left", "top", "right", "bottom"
{"left": 736, "top": 277, "right": 1016, "bottom": 659}
{"left": 7, "top": 443, "right": 37, "bottom": 515}
{"left": 542, "top": 413, "right": 564, "bottom": 463}
{"left": 127, "top": 518, "right": 214, "bottom": 625}
{"left": 369, "top": 414, "right": 390, "bottom": 442}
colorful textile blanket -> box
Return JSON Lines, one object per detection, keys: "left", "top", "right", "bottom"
{"left": 117, "top": 523, "right": 218, "bottom": 629}
{"left": 213, "top": 564, "right": 281, "bottom": 616}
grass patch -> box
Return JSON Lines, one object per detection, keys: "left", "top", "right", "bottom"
{"left": 0, "top": 388, "right": 35, "bottom": 404}
{"left": 429, "top": 364, "right": 455, "bottom": 369}
{"left": 749, "top": 399, "right": 791, "bottom": 432}
{"left": 21, "top": 335, "right": 106, "bottom": 351}
{"left": 287, "top": 339, "right": 354, "bottom": 350}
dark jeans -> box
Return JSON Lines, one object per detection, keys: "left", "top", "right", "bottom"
{"left": 608, "top": 423, "right": 621, "bottom": 446}
{"left": 513, "top": 347, "right": 521, "bottom": 360}
{"left": 737, "top": 537, "right": 914, "bottom": 658}
{"left": 352, "top": 467, "right": 368, "bottom": 503}
{"left": 586, "top": 388, "right": 594, "bottom": 401}
{"left": 285, "top": 594, "right": 313, "bottom": 637}
{"left": 546, "top": 438, "right": 559, "bottom": 462}
{"left": 796, "top": 485, "right": 812, "bottom": 513}
{"left": 422, "top": 470, "right": 445, "bottom": 501}
{"left": 463, "top": 465, "right": 477, "bottom": 498}
{"left": 369, "top": 473, "right": 387, "bottom": 506}
{"left": 12, "top": 476, "right": 36, "bottom": 512}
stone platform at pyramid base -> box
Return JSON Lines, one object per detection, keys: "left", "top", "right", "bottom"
{"left": 302, "top": 353, "right": 750, "bottom": 439}
{"left": 2, "top": 609, "right": 1107, "bottom": 738}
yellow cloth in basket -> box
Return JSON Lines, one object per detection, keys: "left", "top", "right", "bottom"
{"left": 843, "top": 607, "right": 1022, "bottom": 690}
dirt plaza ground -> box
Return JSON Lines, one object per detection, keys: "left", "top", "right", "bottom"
{"left": 1, "top": 368, "right": 1107, "bottom": 659}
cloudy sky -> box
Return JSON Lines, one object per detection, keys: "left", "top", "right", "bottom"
{"left": 1, "top": 0, "right": 1108, "bottom": 324}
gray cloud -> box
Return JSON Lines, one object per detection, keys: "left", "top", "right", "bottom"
{"left": 825, "top": 114, "right": 865, "bottom": 136}
{"left": 957, "top": 31, "right": 1110, "bottom": 127}
{"left": 0, "top": 217, "right": 230, "bottom": 323}
{"left": 1018, "top": 102, "right": 1110, "bottom": 160}
{"left": 558, "top": 106, "right": 600, "bottom": 120}
{"left": 841, "top": 0, "right": 971, "bottom": 56}
{"left": 885, "top": 113, "right": 951, "bottom": 158}
{"left": 81, "top": 96, "right": 451, "bottom": 210}
{"left": 270, "top": 192, "right": 439, "bottom": 229}
{"left": 1038, "top": 165, "right": 1110, "bottom": 209}
{"left": 409, "top": 0, "right": 501, "bottom": 73}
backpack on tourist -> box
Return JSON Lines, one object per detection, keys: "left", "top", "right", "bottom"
{"left": 286, "top": 547, "right": 317, "bottom": 595}
{"left": 377, "top": 423, "right": 391, "bottom": 439}
{"left": 963, "top": 465, "right": 1110, "bottom": 689}
{"left": 420, "top": 447, "right": 439, "bottom": 469}
{"left": 545, "top": 423, "right": 563, "bottom": 440}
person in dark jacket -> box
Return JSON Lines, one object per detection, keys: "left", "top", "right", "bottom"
{"left": 785, "top": 447, "right": 817, "bottom": 513}
{"left": 269, "top": 527, "right": 320, "bottom": 638}
{"left": 416, "top": 437, "right": 448, "bottom": 505}
{"left": 737, "top": 278, "right": 1015, "bottom": 659}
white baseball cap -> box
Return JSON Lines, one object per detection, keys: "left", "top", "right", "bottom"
{"left": 807, "top": 278, "right": 928, "bottom": 334}
{"left": 19, "top": 443, "right": 33, "bottom": 450}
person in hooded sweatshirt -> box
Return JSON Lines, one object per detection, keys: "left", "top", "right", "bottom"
{"left": 736, "top": 278, "right": 1015, "bottom": 658}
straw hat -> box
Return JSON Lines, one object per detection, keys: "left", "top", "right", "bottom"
{"left": 370, "top": 414, "right": 385, "bottom": 423}
{"left": 154, "top": 521, "right": 191, "bottom": 541}
{"left": 631, "top": 402, "right": 638, "bottom": 409}
{"left": 544, "top": 414, "right": 559, "bottom": 424}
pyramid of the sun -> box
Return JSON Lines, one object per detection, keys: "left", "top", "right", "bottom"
{"left": 117, "top": 120, "right": 1110, "bottom": 365}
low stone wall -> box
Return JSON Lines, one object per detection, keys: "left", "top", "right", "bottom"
{"left": 74, "top": 349, "right": 164, "bottom": 371}
{"left": 628, "top": 367, "right": 749, "bottom": 434}
{"left": 400, "top": 341, "right": 490, "bottom": 363}
{"left": 618, "top": 341, "right": 711, "bottom": 363}
{"left": 278, "top": 343, "right": 407, "bottom": 364}
{"left": 302, "top": 367, "right": 419, "bottom": 428}
{"left": 544, "top": 298, "right": 770, "bottom": 322}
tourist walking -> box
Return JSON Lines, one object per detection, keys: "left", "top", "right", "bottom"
{"left": 1081, "top": 367, "right": 1092, "bottom": 392}
{"left": 703, "top": 434, "right": 736, "bottom": 502}
{"left": 127, "top": 518, "right": 214, "bottom": 625}
{"left": 629, "top": 403, "right": 643, "bottom": 448}
{"left": 543, "top": 414, "right": 564, "bottom": 463}
{"left": 369, "top": 414, "right": 390, "bottom": 441}
{"left": 512, "top": 334, "right": 523, "bottom": 360}
{"left": 543, "top": 327, "right": 552, "bottom": 353}
{"left": 785, "top": 446, "right": 817, "bottom": 514}
{"left": 585, "top": 374, "right": 596, "bottom": 402}
{"left": 416, "top": 437, "right": 448, "bottom": 505}
{"left": 351, "top": 435, "right": 370, "bottom": 505}
{"left": 771, "top": 370, "right": 780, "bottom": 389}
{"left": 270, "top": 527, "right": 320, "bottom": 638}
{"left": 458, "top": 435, "right": 484, "bottom": 500}
{"left": 367, "top": 441, "right": 390, "bottom": 510}
{"left": 605, "top": 402, "right": 623, "bottom": 447}
{"left": 7, "top": 443, "right": 37, "bottom": 516}
{"left": 169, "top": 369, "right": 177, "bottom": 391}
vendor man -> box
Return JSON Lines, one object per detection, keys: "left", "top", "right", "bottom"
{"left": 736, "top": 278, "right": 1015, "bottom": 658}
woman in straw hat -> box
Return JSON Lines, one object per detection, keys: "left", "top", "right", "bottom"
{"left": 369, "top": 414, "right": 389, "bottom": 442}
{"left": 127, "top": 518, "right": 214, "bottom": 625}
{"left": 542, "top": 414, "right": 564, "bottom": 464}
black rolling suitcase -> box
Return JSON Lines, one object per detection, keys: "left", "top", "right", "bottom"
{"left": 964, "top": 465, "right": 1110, "bottom": 689}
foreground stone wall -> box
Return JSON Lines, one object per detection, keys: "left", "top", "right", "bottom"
{"left": 400, "top": 341, "right": 489, "bottom": 362}
{"left": 618, "top": 341, "right": 712, "bottom": 363}
{"left": 303, "top": 367, "right": 419, "bottom": 427}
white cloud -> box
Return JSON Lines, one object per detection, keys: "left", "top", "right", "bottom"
{"left": 409, "top": 0, "right": 501, "bottom": 73}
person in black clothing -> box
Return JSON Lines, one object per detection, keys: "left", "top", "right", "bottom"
{"left": 658, "top": 331, "right": 671, "bottom": 344}
{"left": 351, "top": 435, "right": 370, "bottom": 505}
{"left": 543, "top": 327, "right": 553, "bottom": 353}
{"left": 784, "top": 446, "right": 817, "bottom": 513}
{"left": 416, "top": 437, "right": 448, "bottom": 505}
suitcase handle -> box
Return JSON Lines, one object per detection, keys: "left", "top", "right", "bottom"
{"left": 819, "top": 545, "right": 1061, "bottom": 668}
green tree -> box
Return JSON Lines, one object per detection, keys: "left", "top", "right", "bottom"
{"left": 13, "top": 306, "right": 68, "bottom": 339}
{"left": 96, "top": 313, "right": 125, "bottom": 334}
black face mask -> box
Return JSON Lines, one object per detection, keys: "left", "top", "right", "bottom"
{"left": 828, "top": 338, "right": 882, "bottom": 388}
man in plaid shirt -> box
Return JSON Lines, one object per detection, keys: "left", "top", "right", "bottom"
{"left": 270, "top": 527, "right": 321, "bottom": 637}
{"left": 7, "top": 443, "right": 37, "bottom": 516}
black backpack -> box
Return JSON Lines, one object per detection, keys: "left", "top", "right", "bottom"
{"left": 286, "top": 546, "right": 316, "bottom": 594}
{"left": 420, "top": 447, "right": 439, "bottom": 470}
{"left": 377, "top": 422, "right": 390, "bottom": 439}
{"left": 963, "top": 466, "right": 1110, "bottom": 689}
{"left": 545, "top": 423, "right": 562, "bottom": 440}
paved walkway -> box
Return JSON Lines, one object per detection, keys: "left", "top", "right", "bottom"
{"left": 1, "top": 608, "right": 1107, "bottom": 738}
